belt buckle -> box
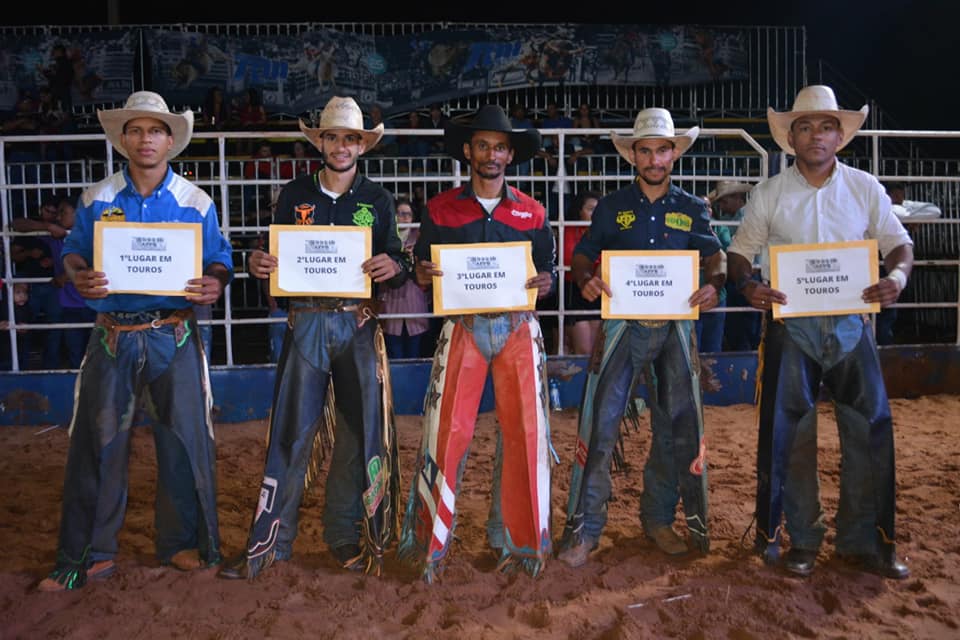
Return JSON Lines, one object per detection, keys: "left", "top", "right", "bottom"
{"left": 638, "top": 319, "right": 668, "bottom": 329}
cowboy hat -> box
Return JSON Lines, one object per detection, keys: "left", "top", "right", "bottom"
{"left": 612, "top": 107, "right": 699, "bottom": 166}
{"left": 444, "top": 104, "right": 542, "bottom": 166}
{"left": 707, "top": 180, "right": 753, "bottom": 202}
{"left": 767, "top": 85, "right": 868, "bottom": 155}
{"left": 299, "top": 96, "right": 383, "bottom": 153}
{"left": 98, "top": 91, "right": 194, "bottom": 161}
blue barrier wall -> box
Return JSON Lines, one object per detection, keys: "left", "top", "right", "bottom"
{"left": 1, "top": 347, "right": 956, "bottom": 426}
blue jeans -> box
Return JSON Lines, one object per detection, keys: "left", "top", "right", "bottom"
{"left": 28, "top": 282, "right": 63, "bottom": 369}
{"left": 62, "top": 306, "right": 97, "bottom": 369}
{"left": 695, "top": 304, "right": 725, "bottom": 353}
{"left": 268, "top": 308, "right": 287, "bottom": 364}
{"left": 577, "top": 321, "right": 704, "bottom": 540}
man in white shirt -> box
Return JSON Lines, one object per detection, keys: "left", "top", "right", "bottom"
{"left": 727, "top": 85, "right": 913, "bottom": 579}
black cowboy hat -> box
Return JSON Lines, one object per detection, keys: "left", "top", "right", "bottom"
{"left": 444, "top": 104, "right": 542, "bottom": 166}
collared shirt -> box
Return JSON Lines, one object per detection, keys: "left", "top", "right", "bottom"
{"left": 415, "top": 181, "right": 557, "bottom": 292}
{"left": 728, "top": 161, "right": 913, "bottom": 366}
{"left": 271, "top": 171, "right": 409, "bottom": 292}
{"left": 63, "top": 166, "right": 234, "bottom": 313}
{"left": 573, "top": 180, "right": 721, "bottom": 260}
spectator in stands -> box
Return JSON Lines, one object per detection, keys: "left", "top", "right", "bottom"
{"left": 243, "top": 139, "right": 275, "bottom": 213}
{"left": 364, "top": 104, "right": 398, "bottom": 156}
{"left": 398, "top": 110, "right": 431, "bottom": 159}
{"left": 695, "top": 195, "right": 726, "bottom": 353}
{"left": 537, "top": 100, "right": 574, "bottom": 166}
{"left": 510, "top": 103, "right": 535, "bottom": 175}
{"left": 707, "top": 180, "right": 759, "bottom": 351}
{"left": 10, "top": 196, "right": 65, "bottom": 369}
{"left": 2, "top": 89, "right": 39, "bottom": 134}
{"left": 883, "top": 180, "right": 942, "bottom": 222}
{"left": 378, "top": 198, "right": 429, "bottom": 359}
{"left": 567, "top": 102, "right": 601, "bottom": 174}
{"left": 50, "top": 195, "right": 96, "bottom": 369}
{"left": 200, "top": 86, "right": 230, "bottom": 130}
{"left": 37, "top": 43, "right": 75, "bottom": 114}
{"left": 279, "top": 139, "right": 322, "bottom": 179}
{"left": 0, "top": 282, "right": 32, "bottom": 371}
{"left": 426, "top": 103, "right": 449, "bottom": 154}
{"left": 562, "top": 190, "right": 602, "bottom": 355}
{"left": 36, "top": 85, "right": 73, "bottom": 159}
{"left": 235, "top": 88, "right": 267, "bottom": 154}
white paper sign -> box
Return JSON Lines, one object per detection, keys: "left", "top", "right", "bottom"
{"left": 602, "top": 250, "right": 699, "bottom": 319}
{"left": 432, "top": 242, "right": 535, "bottom": 314}
{"left": 770, "top": 241, "right": 879, "bottom": 318}
{"left": 270, "top": 225, "right": 371, "bottom": 298}
{"left": 96, "top": 222, "right": 200, "bottom": 295}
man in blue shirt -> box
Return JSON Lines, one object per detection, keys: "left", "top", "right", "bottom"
{"left": 38, "top": 91, "right": 233, "bottom": 591}
{"left": 559, "top": 108, "right": 724, "bottom": 567}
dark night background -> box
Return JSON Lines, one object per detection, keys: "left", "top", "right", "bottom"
{"left": 6, "top": 1, "right": 960, "bottom": 131}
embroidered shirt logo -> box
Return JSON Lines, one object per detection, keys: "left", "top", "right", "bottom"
{"left": 511, "top": 209, "right": 533, "bottom": 219}
{"left": 101, "top": 207, "right": 125, "bottom": 221}
{"left": 665, "top": 212, "right": 693, "bottom": 232}
{"left": 352, "top": 203, "right": 375, "bottom": 227}
{"left": 294, "top": 204, "right": 315, "bottom": 225}
{"left": 616, "top": 210, "right": 636, "bottom": 230}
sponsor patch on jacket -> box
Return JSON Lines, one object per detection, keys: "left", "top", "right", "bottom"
{"left": 665, "top": 212, "right": 692, "bottom": 232}
{"left": 511, "top": 209, "right": 533, "bottom": 219}
{"left": 353, "top": 203, "right": 375, "bottom": 227}
{"left": 295, "top": 203, "right": 315, "bottom": 225}
{"left": 616, "top": 210, "right": 636, "bottom": 230}
{"left": 100, "top": 207, "right": 125, "bottom": 221}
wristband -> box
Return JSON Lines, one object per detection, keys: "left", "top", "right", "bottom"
{"left": 885, "top": 267, "right": 907, "bottom": 291}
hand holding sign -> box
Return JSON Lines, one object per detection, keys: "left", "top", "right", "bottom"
{"left": 769, "top": 240, "right": 879, "bottom": 318}
{"left": 94, "top": 221, "right": 202, "bottom": 295}
{"left": 431, "top": 242, "right": 535, "bottom": 315}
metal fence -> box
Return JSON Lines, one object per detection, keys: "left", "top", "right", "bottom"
{"left": 2, "top": 125, "right": 958, "bottom": 372}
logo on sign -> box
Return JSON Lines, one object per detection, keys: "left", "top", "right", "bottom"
{"left": 305, "top": 239, "right": 337, "bottom": 253}
{"left": 467, "top": 256, "right": 500, "bottom": 270}
{"left": 635, "top": 263, "right": 667, "bottom": 278}
{"left": 804, "top": 258, "right": 841, "bottom": 273}
{"left": 132, "top": 236, "right": 166, "bottom": 251}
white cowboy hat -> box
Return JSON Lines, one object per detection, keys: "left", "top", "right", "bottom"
{"left": 707, "top": 180, "right": 753, "bottom": 202}
{"left": 98, "top": 91, "right": 194, "bottom": 161}
{"left": 299, "top": 96, "right": 383, "bottom": 154}
{"left": 612, "top": 107, "right": 699, "bottom": 166}
{"left": 767, "top": 85, "right": 868, "bottom": 155}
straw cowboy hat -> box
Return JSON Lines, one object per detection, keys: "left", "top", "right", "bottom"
{"left": 443, "top": 104, "right": 542, "bottom": 166}
{"left": 612, "top": 107, "right": 700, "bottom": 165}
{"left": 98, "top": 91, "right": 194, "bottom": 161}
{"left": 767, "top": 85, "right": 868, "bottom": 156}
{"left": 707, "top": 180, "right": 753, "bottom": 202}
{"left": 299, "top": 96, "right": 383, "bottom": 153}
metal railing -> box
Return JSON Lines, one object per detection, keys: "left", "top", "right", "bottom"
{"left": 2, "top": 125, "right": 958, "bottom": 372}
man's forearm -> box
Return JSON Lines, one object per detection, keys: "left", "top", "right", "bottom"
{"left": 204, "top": 262, "right": 231, "bottom": 289}
{"left": 570, "top": 253, "right": 595, "bottom": 289}
{"left": 63, "top": 253, "right": 90, "bottom": 283}
{"left": 727, "top": 251, "right": 754, "bottom": 291}
{"left": 703, "top": 250, "right": 726, "bottom": 292}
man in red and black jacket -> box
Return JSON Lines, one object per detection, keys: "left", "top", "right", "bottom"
{"left": 398, "top": 105, "right": 557, "bottom": 582}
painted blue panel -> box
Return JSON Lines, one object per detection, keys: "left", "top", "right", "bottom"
{"left": 1, "top": 347, "right": 955, "bottom": 426}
